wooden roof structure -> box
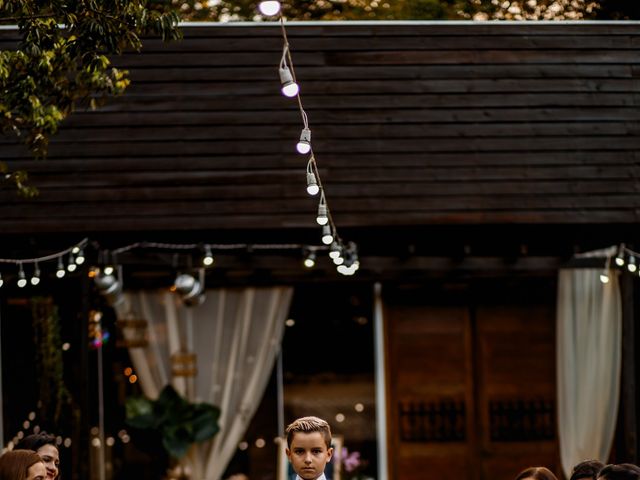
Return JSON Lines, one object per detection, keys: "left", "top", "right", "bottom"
{"left": 1, "top": 21, "right": 639, "bottom": 280}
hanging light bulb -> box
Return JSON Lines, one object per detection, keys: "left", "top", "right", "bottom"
{"left": 332, "top": 255, "right": 344, "bottom": 265}
{"left": 75, "top": 249, "right": 85, "bottom": 265}
{"left": 279, "top": 65, "right": 299, "bottom": 97}
{"left": 0, "top": 272, "right": 4, "bottom": 288}
{"left": 31, "top": 263, "right": 41, "bottom": 286}
{"left": 303, "top": 250, "right": 316, "bottom": 268}
{"left": 67, "top": 258, "right": 77, "bottom": 272}
{"left": 329, "top": 241, "right": 341, "bottom": 259}
{"left": 599, "top": 272, "right": 609, "bottom": 284}
{"left": 17, "top": 264, "right": 27, "bottom": 288}
{"left": 614, "top": 246, "right": 625, "bottom": 267}
{"left": 316, "top": 199, "right": 328, "bottom": 226}
{"left": 296, "top": 128, "right": 311, "bottom": 154}
{"left": 306, "top": 171, "right": 319, "bottom": 196}
{"left": 72, "top": 246, "right": 81, "bottom": 255}
{"left": 259, "top": 0, "right": 281, "bottom": 16}
{"left": 56, "top": 257, "right": 66, "bottom": 278}
{"left": 202, "top": 246, "right": 214, "bottom": 266}
{"left": 322, "top": 225, "right": 334, "bottom": 245}
{"left": 627, "top": 255, "right": 637, "bottom": 273}
{"left": 103, "top": 265, "right": 114, "bottom": 276}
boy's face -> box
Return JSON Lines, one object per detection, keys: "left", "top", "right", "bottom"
{"left": 286, "top": 431, "right": 333, "bottom": 480}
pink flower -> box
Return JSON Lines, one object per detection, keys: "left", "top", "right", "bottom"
{"left": 340, "top": 447, "right": 362, "bottom": 473}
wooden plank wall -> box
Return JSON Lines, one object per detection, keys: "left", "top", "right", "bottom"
{"left": 0, "top": 22, "right": 639, "bottom": 236}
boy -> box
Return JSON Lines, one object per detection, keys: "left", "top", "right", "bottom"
{"left": 285, "top": 416, "right": 334, "bottom": 480}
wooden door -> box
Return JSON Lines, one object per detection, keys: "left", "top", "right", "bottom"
{"left": 385, "top": 303, "right": 558, "bottom": 480}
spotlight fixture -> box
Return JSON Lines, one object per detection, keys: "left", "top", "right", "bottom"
{"left": 56, "top": 257, "right": 66, "bottom": 278}
{"left": 306, "top": 171, "right": 319, "bottom": 196}
{"left": 303, "top": 250, "right": 316, "bottom": 268}
{"left": 31, "top": 263, "right": 41, "bottom": 286}
{"left": 95, "top": 268, "right": 124, "bottom": 306}
{"left": 321, "top": 225, "right": 334, "bottom": 245}
{"left": 258, "top": 0, "right": 281, "bottom": 16}
{"left": 17, "top": 263, "right": 27, "bottom": 288}
{"left": 316, "top": 197, "right": 328, "bottom": 226}
{"left": 279, "top": 64, "right": 299, "bottom": 97}
{"left": 173, "top": 269, "right": 205, "bottom": 307}
{"left": 296, "top": 128, "right": 311, "bottom": 154}
{"left": 202, "top": 246, "right": 214, "bottom": 267}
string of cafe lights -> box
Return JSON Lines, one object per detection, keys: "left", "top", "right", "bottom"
{"left": 599, "top": 243, "right": 640, "bottom": 284}
{"left": 0, "top": 238, "right": 89, "bottom": 288}
{"left": 259, "top": 0, "right": 360, "bottom": 276}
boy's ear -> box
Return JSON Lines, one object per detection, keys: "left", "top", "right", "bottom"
{"left": 285, "top": 448, "right": 291, "bottom": 460}
{"left": 327, "top": 447, "right": 333, "bottom": 460}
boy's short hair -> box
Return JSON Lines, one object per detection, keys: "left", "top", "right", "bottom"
{"left": 515, "top": 466, "right": 558, "bottom": 480}
{"left": 570, "top": 460, "right": 605, "bottom": 480}
{"left": 598, "top": 464, "right": 640, "bottom": 480}
{"left": 285, "top": 416, "right": 332, "bottom": 449}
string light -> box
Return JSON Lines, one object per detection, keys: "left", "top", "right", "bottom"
{"left": 0, "top": 239, "right": 87, "bottom": 285}
{"left": 30, "top": 262, "right": 40, "bottom": 286}
{"left": 259, "top": 1, "right": 281, "bottom": 16}
{"left": 303, "top": 250, "right": 316, "bottom": 268}
{"left": 598, "top": 244, "right": 640, "bottom": 284}
{"left": 17, "top": 263, "right": 27, "bottom": 288}
{"left": 202, "top": 245, "right": 214, "bottom": 266}
{"left": 272, "top": 11, "right": 359, "bottom": 275}
{"left": 0, "top": 272, "right": 3, "bottom": 288}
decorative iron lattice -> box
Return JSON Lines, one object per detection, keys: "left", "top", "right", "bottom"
{"left": 489, "top": 398, "right": 555, "bottom": 441}
{"left": 399, "top": 399, "right": 466, "bottom": 442}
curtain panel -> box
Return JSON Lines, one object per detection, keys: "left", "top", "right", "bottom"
{"left": 115, "top": 287, "right": 293, "bottom": 480}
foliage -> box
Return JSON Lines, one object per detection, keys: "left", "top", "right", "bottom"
{"left": 0, "top": 0, "right": 181, "bottom": 196}
{"left": 30, "top": 297, "right": 78, "bottom": 429}
{"left": 125, "top": 384, "right": 221, "bottom": 460}
{"left": 151, "top": 0, "right": 639, "bottom": 21}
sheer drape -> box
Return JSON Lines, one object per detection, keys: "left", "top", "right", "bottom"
{"left": 115, "top": 287, "right": 293, "bottom": 480}
{"left": 557, "top": 247, "right": 621, "bottom": 478}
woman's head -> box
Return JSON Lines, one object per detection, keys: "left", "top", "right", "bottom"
{"left": 515, "top": 466, "right": 559, "bottom": 480}
{"left": 0, "top": 450, "right": 46, "bottom": 480}
{"left": 15, "top": 434, "right": 59, "bottom": 480}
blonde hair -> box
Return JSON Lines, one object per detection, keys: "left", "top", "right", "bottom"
{"left": 285, "top": 416, "right": 332, "bottom": 449}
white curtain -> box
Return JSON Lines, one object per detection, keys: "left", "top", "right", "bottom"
{"left": 557, "top": 246, "right": 622, "bottom": 478}
{"left": 114, "top": 287, "right": 293, "bottom": 480}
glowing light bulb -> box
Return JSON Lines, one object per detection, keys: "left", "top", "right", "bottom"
{"left": 296, "top": 128, "right": 311, "bottom": 154}
{"left": 322, "top": 225, "right": 334, "bottom": 245}
{"left": 259, "top": 1, "right": 281, "bottom": 16}
{"left": 306, "top": 172, "right": 319, "bottom": 196}
{"left": 279, "top": 66, "right": 299, "bottom": 97}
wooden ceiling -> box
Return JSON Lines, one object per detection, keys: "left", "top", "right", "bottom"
{"left": 1, "top": 21, "right": 639, "bottom": 278}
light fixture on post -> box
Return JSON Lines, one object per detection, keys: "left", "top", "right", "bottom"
{"left": 279, "top": 46, "right": 299, "bottom": 98}
{"left": 296, "top": 127, "right": 311, "bottom": 154}
{"left": 316, "top": 195, "right": 328, "bottom": 226}
{"left": 322, "top": 225, "right": 334, "bottom": 245}
{"left": 31, "top": 262, "right": 41, "bottom": 286}
{"left": 17, "top": 263, "right": 27, "bottom": 288}
{"left": 258, "top": 0, "right": 281, "bottom": 16}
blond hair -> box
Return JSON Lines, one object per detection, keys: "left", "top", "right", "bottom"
{"left": 285, "top": 416, "right": 332, "bottom": 449}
